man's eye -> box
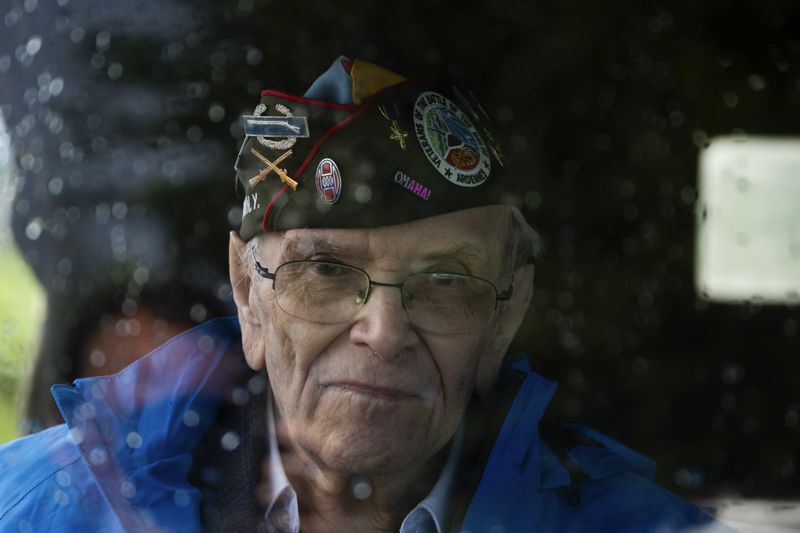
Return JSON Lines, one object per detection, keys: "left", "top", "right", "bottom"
{"left": 310, "top": 262, "right": 346, "bottom": 277}
{"left": 428, "top": 273, "right": 461, "bottom": 287}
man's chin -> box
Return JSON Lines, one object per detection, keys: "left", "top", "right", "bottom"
{"left": 305, "top": 422, "right": 431, "bottom": 477}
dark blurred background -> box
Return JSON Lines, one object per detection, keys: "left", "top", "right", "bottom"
{"left": 1, "top": 0, "right": 799, "bottom": 500}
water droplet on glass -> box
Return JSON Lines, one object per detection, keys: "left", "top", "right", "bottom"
{"left": 49, "top": 77, "right": 64, "bottom": 97}
{"left": 220, "top": 432, "right": 240, "bottom": 451}
{"left": 120, "top": 481, "right": 136, "bottom": 499}
{"left": 198, "top": 334, "right": 215, "bottom": 352}
{"left": 183, "top": 410, "right": 200, "bottom": 428}
{"left": 160, "top": 159, "right": 177, "bottom": 178}
{"left": 722, "top": 92, "right": 739, "bottom": 108}
{"left": 70, "top": 27, "right": 85, "bottom": 43}
{"left": 56, "top": 471, "right": 71, "bottom": 487}
{"left": 90, "top": 53, "right": 105, "bottom": 70}
{"left": 95, "top": 30, "right": 111, "bottom": 52}
{"left": 747, "top": 74, "right": 766, "bottom": 91}
{"left": 354, "top": 184, "right": 372, "bottom": 204}
{"left": 785, "top": 407, "right": 799, "bottom": 427}
{"left": 208, "top": 103, "right": 225, "bottom": 122}
{"left": 48, "top": 177, "right": 63, "bottom": 195}
{"left": 25, "top": 218, "right": 43, "bottom": 240}
{"left": 89, "top": 448, "right": 107, "bottom": 465}
{"left": 190, "top": 304, "right": 207, "bottom": 322}
{"left": 248, "top": 375, "right": 267, "bottom": 395}
{"left": 126, "top": 432, "right": 143, "bottom": 449}
{"left": 174, "top": 490, "right": 190, "bottom": 506}
{"left": 351, "top": 476, "right": 372, "bottom": 500}
{"left": 187, "top": 125, "right": 203, "bottom": 143}
{"left": 69, "top": 427, "right": 84, "bottom": 444}
{"left": 111, "top": 201, "right": 127, "bottom": 220}
{"left": 25, "top": 36, "right": 42, "bottom": 56}
{"left": 133, "top": 267, "right": 149, "bottom": 284}
{"left": 246, "top": 48, "right": 263, "bottom": 66}
{"left": 232, "top": 388, "right": 249, "bottom": 406}
{"left": 4, "top": 9, "right": 20, "bottom": 28}
{"left": 107, "top": 62, "right": 123, "bottom": 80}
{"left": 227, "top": 207, "right": 242, "bottom": 226}
{"left": 53, "top": 489, "right": 69, "bottom": 506}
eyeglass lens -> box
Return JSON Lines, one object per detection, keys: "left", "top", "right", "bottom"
{"left": 272, "top": 261, "right": 496, "bottom": 334}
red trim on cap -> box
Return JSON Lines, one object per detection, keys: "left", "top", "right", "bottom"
{"left": 260, "top": 90, "right": 356, "bottom": 111}
{"left": 341, "top": 58, "right": 353, "bottom": 74}
{"left": 262, "top": 182, "right": 291, "bottom": 233}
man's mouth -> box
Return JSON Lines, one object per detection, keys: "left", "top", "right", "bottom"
{"left": 322, "top": 381, "right": 416, "bottom": 400}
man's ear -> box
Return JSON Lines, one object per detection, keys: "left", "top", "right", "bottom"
{"left": 475, "top": 263, "right": 535, "bottom": 396}
{"left": 228, "top": 231, "right": 265, "bottom": 370}
{"left": 499, "top": 263, "right": 536, "bottom": 343}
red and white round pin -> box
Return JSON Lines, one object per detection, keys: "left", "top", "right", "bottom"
{"left": 315, "top": 158, "right": 342, "bottom": 204}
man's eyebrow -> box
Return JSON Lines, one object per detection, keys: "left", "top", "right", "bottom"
{"left": 279, "top": 236, "right": 484, "bottom": 264}
{"left": 421, "top": 243, "right": 483, "bottom": 262}
{"left": 279, "top": 236, "right": 357, "bottom": 259}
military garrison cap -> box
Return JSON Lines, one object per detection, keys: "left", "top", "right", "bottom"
{"left": 235, "top": 56, "right": 519, "bottom": 240}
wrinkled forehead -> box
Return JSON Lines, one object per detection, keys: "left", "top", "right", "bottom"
{"left": 263, "top": 207, "right": 511, "bottom": 269}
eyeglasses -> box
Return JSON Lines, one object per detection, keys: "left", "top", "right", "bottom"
{"left": 253, "top": 257, "right": 513, "bottom": 335}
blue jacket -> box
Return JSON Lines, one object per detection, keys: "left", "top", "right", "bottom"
{"left": 0, "top": 318, "right": 732, "bottom": 532}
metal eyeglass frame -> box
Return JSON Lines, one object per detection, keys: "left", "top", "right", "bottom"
{"left": 253, "top": 255, "right": 514, "bottom": 312}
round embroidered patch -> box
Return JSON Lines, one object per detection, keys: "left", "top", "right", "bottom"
{"left": 315, "top": 158, "right": 342, "bottom": 204}
{"left": 413, "top": 91, "right": 491, "bottom": 187}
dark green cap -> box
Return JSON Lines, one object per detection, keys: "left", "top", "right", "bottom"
{"left": 235, "top": 58, "right": 518, "bottom": 240}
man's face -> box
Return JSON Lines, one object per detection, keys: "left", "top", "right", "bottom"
{"left": 229, "top": 206, "right": 532, "bottom": 477}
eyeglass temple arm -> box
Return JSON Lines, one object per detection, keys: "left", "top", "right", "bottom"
{"left": 497, "top": 282, "right": 514, "bottom": 301}
{"left": 253, "top": 254, "right": 276, "bottom": 280}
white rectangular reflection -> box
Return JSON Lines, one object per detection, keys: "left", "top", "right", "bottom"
{"left": 0, "top": 115, "right": 14, "bottom": 245}
{"left": 695, "top": 136, "right": 800, "bottom": 304}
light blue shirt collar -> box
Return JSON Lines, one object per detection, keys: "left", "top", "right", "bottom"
{"left": 398, "top": 425, "right": 463, "bottom": 533}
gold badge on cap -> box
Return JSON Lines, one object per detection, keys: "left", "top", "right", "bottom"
{"left": 249, "top": 148, "right": 298, "bottom": 190}
{"left": 378, "top": 103, "right": 409, "bottom": 150}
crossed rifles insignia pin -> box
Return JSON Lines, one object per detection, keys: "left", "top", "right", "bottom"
{"left": 240, "top": 103, "right": 310, "bottom": 190}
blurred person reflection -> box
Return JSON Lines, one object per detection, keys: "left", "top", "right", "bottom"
{"left": 24, "top": 283, "right": 229, "bottom": 431}
{"left": 0, "top": 1, "right": 236, "bottom": 430}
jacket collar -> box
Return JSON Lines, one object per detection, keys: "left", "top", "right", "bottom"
{"left": 51, "top": 317, "right": 247, "bottom": 532}
{"left": 478, "top": 355, "right": 568, "bottom": 491}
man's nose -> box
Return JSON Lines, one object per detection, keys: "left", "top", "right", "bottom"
{"left": 348, "top": 284, "right": 419, "bottom": 360}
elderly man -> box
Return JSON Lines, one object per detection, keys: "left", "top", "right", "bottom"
{"left": 0, "top": 58, "right": 729, "bottom": 532}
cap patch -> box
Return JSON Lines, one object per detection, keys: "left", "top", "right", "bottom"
{"left": 242, "top": 114, "right": 309, "bottom": 139}
{"left": 251, "top": 103, "right": 305, "bottom": 150}
{"left": 392, "top": 170, "right": 431, "bottom": 201}
{"left": 413, "top": 91, "right": 491, "bottom": 187}
{"left": 316, "top": 158, "right": 342, "bottom": 204}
